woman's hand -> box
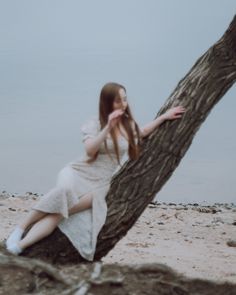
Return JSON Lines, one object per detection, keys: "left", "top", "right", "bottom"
{"left": 107, "top": 109, "right": 124, "bottom": 129}
{"left": 84, "top": 109, "right": 124, "bottom": 158}
{"left": 163, "top": 106, "right": 186, "bottom": 120}
{"left": 140, "top": 106, "right": 186, "bottom": 138}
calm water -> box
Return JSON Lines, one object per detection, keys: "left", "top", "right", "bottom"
{"left": 0, "top": 51, "right": 235, "bottom": 203}
{"left": 1, "top": 0, "right": 236, "bottom": 203}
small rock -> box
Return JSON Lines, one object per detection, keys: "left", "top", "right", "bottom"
{"left": 214, "top": 203, "right": 222, "bottom": 206}
{"left": 148, "top": 204, "right": 157, "bottom": 209}
{"left": 156, "top": 202, "right": 162, "bottom": 206}
{"left": 193, "top": 207, "right": 210, "bottom": 213}
{"left": 227, "top": 240, "right": 236, "bottom": 247}
{"left": 193, "top": 207, "right": 221, "bottom": 214}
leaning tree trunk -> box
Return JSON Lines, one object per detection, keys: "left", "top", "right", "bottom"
{"left": 23, "top": 15, "right": 236, "bottom": 264}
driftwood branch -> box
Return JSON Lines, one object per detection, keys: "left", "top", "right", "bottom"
{"left": 1, "top": 246, "right": 236, "bottom": 294}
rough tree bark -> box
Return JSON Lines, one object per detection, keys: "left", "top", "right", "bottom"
{"left": 23, "top": 15, "right": 236, "bottom": 264}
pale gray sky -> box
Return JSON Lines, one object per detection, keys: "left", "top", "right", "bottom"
{"left": 0, "top": 1, "right": 235, "bottom": 203}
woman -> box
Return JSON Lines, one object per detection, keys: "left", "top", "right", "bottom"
{"left": 6, "top": 82, "right": 186, "bottom": 260}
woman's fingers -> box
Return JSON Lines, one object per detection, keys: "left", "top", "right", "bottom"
{"left": 109, "top": 110, "right": 124, "bottom": 121}
{"left": 165, "top": 106, "right": 186, "bottom": 120}
{"left": 175, "top": 106, "right": 186, "bottom": 112}
{"left": 112, "top": 109, "right": 124, "bottom": 118}
{"left": 175, "top": 114, "right": 183, "bottom": 119}
{"left": 175, "top": 109, "right": 185, "bottom": 117}
{"left": 173, "top": 106, "right": 186, "bottom": 116}
{"left": 108, "top": 110, "right": 125, "bottom": 129}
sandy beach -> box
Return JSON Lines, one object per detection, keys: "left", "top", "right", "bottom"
{"left": 0, "top": 192, "right": 235, "bottom": 284}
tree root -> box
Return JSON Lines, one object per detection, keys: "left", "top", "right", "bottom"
{"left": 1, "top": 244, "right": 236, "bottom": 295}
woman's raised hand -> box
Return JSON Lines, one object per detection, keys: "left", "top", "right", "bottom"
{"left": 107, "top": 109, "right": 124, "bottom": 129}
{"left": 163, "top": 106, "right": 186, "bottom": 120}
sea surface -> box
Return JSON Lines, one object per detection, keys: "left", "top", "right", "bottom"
{"left": 0, "top": 51, "right": 235, "bottom": 204}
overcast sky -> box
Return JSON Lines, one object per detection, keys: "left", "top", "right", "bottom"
{"left": 0, "top": 1, "right": 235, "bottom": 203}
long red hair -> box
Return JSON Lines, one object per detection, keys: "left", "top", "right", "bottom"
{"left": 98, "top": 82, "right": 141, "bottom": 164}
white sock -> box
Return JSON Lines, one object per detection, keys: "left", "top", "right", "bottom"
{"left": 6, "top": 227, "right": 24, "bottom": 248}
{"left": 6, "top": 243, "right": 23, "bottom": 255}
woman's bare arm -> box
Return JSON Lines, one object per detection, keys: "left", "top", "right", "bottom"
{"left": 140, "top": 106, "right": 186, "bottom": 138}
{"left": 84, "top": 125, "right": 111, "bottom": 158}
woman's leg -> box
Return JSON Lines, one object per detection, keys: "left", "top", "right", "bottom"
{"left": 18, "top": 194, "right": 92, "bottom": 251}
{"left": 18, "top": 213, "right": 63, "bottom": 251}
{"left": 6, "top": 209, "right": 48, "bottom": 247}
{"left": 7, "top": 194, "right": 93, "bottom": 254}
{"left": 68, "top": 193, "right": 93, "bottom": 215}
{"left": 20, "top": 209, "right": 48, "bottom": 230}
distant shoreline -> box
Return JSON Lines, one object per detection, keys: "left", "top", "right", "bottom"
{"left": 1, "top": 190, "right": 235, "bottom": 208}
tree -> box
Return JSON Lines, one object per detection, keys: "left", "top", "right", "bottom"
{"left": 22, "top": 15, "right": 236, "bottom": 264}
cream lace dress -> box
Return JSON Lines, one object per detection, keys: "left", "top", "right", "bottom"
{"left": 33, "top": 117, "right": 129, "bottom": 261}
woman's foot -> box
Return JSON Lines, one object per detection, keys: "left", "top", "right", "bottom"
{"left": 6, "top": 227, "right": 24, "bottom": 248}
{"left": 6, "top": 242, "right": 23, "bottom": 255}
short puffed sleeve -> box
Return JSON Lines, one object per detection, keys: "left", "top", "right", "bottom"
{"left": 80, "top": 117, "right": 100, "bottom": 142}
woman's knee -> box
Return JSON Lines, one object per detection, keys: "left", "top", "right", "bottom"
{"left": 81, "top": 193, "right": 93, "bottom": 205}
{"left": 69, "top": 193, "right": 93, "bottom": 215}
{"left": 48, "top": 213, "right": 63, "bottom": 223}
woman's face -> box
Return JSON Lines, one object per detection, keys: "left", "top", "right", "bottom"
{"left": 112, "top": 88, "right": 128, "bottom": 112}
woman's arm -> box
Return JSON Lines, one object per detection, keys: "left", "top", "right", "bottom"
{"left": 84, "top": 109, "right": 124, "bottom": 158}
{"left": 84, "top": 124, "right": 110, "bottom": 158}
{"left": 140, "top": 106, "right": 186, "bottom": 138}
